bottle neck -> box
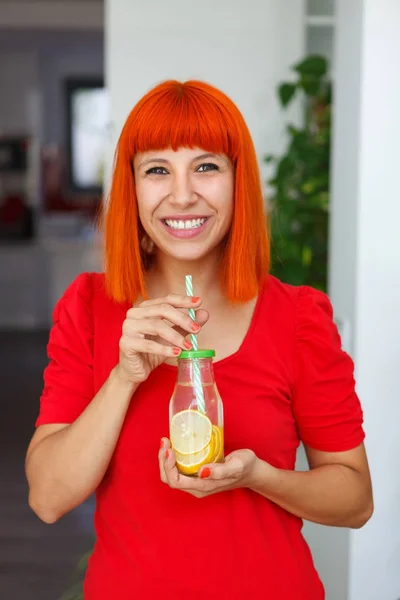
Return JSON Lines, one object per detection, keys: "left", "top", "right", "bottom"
{"left": 177, "top": 358, "right": 215, "bottom": 385}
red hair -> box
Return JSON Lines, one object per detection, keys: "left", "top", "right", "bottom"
{"left": 103, "top": 80, "right": 270, "bottom": 303}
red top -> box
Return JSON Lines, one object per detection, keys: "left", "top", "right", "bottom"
{"left": 36, "top": 273, "right": 365, "bottom": 600}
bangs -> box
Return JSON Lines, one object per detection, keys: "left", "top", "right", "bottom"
{"left": 123, "top": 81, "right": 241, "bottom": 161}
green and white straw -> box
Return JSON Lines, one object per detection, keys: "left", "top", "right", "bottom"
{"left": 185, "top": 275, "right": 205, "bottom": 413}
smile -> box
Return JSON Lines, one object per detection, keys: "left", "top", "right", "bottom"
{"left": 160, "top": 216, "right": 210, "bottom": 239}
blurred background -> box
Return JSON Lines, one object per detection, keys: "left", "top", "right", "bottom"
{"left": 0, "top": 1, "right": 399, "bottom": 599}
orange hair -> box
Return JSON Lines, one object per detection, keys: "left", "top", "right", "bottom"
{"left": 103, "top": 80, "right": 270, "bottom": 303}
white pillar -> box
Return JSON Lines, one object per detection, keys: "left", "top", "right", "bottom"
{"left": 329, "top": 1, "right": 400, "bottom": 599}
{"left": 105, "top": 0, "right": 305, "bottom": 177}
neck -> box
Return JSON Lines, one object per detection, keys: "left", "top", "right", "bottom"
{"left": 146, "top": 248, "right": 223, "bottom": 299}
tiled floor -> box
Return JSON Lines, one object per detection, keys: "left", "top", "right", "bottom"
{"left": 0, "top": 331, "right": 94, "bottom": 600}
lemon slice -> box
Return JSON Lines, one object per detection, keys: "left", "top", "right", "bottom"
{"left": 210, "top": 426, "right": 224, "bottom": 463}
{"left": 170, "top": 410, "right": 212, "bottom": 455}
{"left": 175, "top": 441, "right": 214, "bottom": 476}
{"left": 175, "top": 427, "right": 224, "bottom": 475}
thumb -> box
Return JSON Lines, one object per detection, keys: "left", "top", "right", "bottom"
{"left": 193, "top": 308, "right": 209, "bottom": 326}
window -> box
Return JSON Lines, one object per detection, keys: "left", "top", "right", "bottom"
{"left": 65, "top": 78, "right": 109, "bottom": 194}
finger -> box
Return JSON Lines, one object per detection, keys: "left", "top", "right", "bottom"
{"left": 123, "top": 319, "right": 193, "bottom": 350}
{"left": 127, "top": 303, "right": 204, "bottom": 336}
{"left": 158, "top": 439, "right": 170, "bottom": 484}
{"left": 163, "top": 448, "right": 183, "bottom": 489}
{"left": 139, "top": 294, "right": 202, "bottom": 309}
{"left": 170, "top": 309, "right": 210, "bottom": 340}
{"left": 159, "top": 442, "right": 202, "bottom": 491}
{"left": 198, "top": 455, "right": 245, "bottom": 481}
{"left": 119, "top": 335, "right": 182, "bottom": 358}
{"left": 168, "top": 470, "right": 232, "bottom": 495}
{"left": 191, "top": 309, "right": 209, "bottom": 327}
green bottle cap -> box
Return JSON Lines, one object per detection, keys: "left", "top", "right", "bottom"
{"left": 178, "top": 349, "right": 215, "bottom": 359}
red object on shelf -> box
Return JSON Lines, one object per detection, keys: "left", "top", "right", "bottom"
{"left": 0, "top": 193, "right": 26, "bottom": 223}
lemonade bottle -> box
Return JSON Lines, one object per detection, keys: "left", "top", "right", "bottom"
{"left": 169, "top": 349, "right": 224, "bottom": 476}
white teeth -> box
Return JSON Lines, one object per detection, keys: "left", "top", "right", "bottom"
{"left": 165, "top": 218, "right": 207, "bottom": 230}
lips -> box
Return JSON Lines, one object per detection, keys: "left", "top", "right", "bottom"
{"left": 160, "top": 215, "right": 210, "bottom": 239}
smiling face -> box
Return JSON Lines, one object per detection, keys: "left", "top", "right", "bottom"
{"left": 133, "top": 147, "right": 235, "bottom": 263}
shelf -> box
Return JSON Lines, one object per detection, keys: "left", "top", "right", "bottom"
{"left": 306, "top": 16, "right": 336, "bottom": 27}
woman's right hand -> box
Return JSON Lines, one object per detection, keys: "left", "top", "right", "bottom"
{"left": 116, "top": 294, "right": 209, "bottom": 384}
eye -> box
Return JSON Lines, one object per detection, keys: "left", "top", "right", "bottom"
{"left": 145, "top": 166, "right": 168, "bottom": 175}
{"left": 196, "top": 163, "right": 219, "bottom": 173}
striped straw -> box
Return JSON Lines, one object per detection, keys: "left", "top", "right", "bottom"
{"left": 185, "top": 275, "right": 205, "bottom": 413}
{"left": 185, "top": 275, "right": 198, "bottom": 350}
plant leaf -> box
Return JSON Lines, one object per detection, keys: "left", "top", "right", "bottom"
{"left": 299, "top": 76, "right": 321, "bottom": 96}
{"left": 278, "top": 83, "right": 297, "bottom": 108}
{"left": 302, "top": 246, "right": 313, "bottom": 266}
{"left": 58, "top": 583, "right": 83, "bottom": 600}
{"left": 293, "top": 55, "right": 327, "bottom": 77}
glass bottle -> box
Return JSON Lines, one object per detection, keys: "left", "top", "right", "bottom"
{"left": 169, "top": 350, "right": 224, "bottom": 476}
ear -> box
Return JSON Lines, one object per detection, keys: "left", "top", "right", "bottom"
{"left": 140, "top": 234, "right": 155, "bottom": 254}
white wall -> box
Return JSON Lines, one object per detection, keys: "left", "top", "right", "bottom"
{"left": 329, "top": 1, "right": 400, "bottom": 599}
{"left": 349, "top": 1, "right": 400, "bottom": 598}
{"left": 106, "top": 0, "right": 306, "bottom": 182}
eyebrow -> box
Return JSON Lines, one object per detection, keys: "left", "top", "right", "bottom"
{"left": 138, "top": 153, "right": 226, "bottom": 169}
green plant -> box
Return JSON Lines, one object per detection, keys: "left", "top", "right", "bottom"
{"left": 265, "top": 55, "right": 331, "bottom": 291}
{"left": 59, "top": 550, "right": 91, "bottom": 600}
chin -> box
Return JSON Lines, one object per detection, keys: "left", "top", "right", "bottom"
{"left": 167, "top": 248, "right": 210, "bottom": 262}
{"left": 158, "top": 240, "right": 220, "bottom": 263}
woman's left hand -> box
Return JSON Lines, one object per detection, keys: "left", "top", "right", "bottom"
{"left": 158, "top": 438, "right": 261, "bottom": 498}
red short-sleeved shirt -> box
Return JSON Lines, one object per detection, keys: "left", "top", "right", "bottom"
{"left": 36, "top": 273, "right": 365, "bottom": 600}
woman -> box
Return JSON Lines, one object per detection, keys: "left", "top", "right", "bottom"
{"left": 26, "top": 80, "right": 373, "bottom": 599}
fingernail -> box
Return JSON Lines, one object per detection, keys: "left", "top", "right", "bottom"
{"left": 200, "top": 467, "right": 211, "bottom": 479}
{"left": 160, "top": 439, "right": 164, "bottom": 449}
{"left": 172, "top": 347, "right": 181, "bottom": 356}
{"left": 191, "top": 297, "right": 201, "bottom": 303}
{"left": 191, "top": 322, "right": 201, "bottom": 332}
{"left": 165, "top": 450, "right": 169, "bottom": 459}
{"left": 184, "top": 340, "right": 193, "bottom": 349}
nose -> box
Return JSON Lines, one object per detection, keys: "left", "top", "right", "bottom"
{"left": 169, "top": 172, "right": 197, "bottom": 208}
